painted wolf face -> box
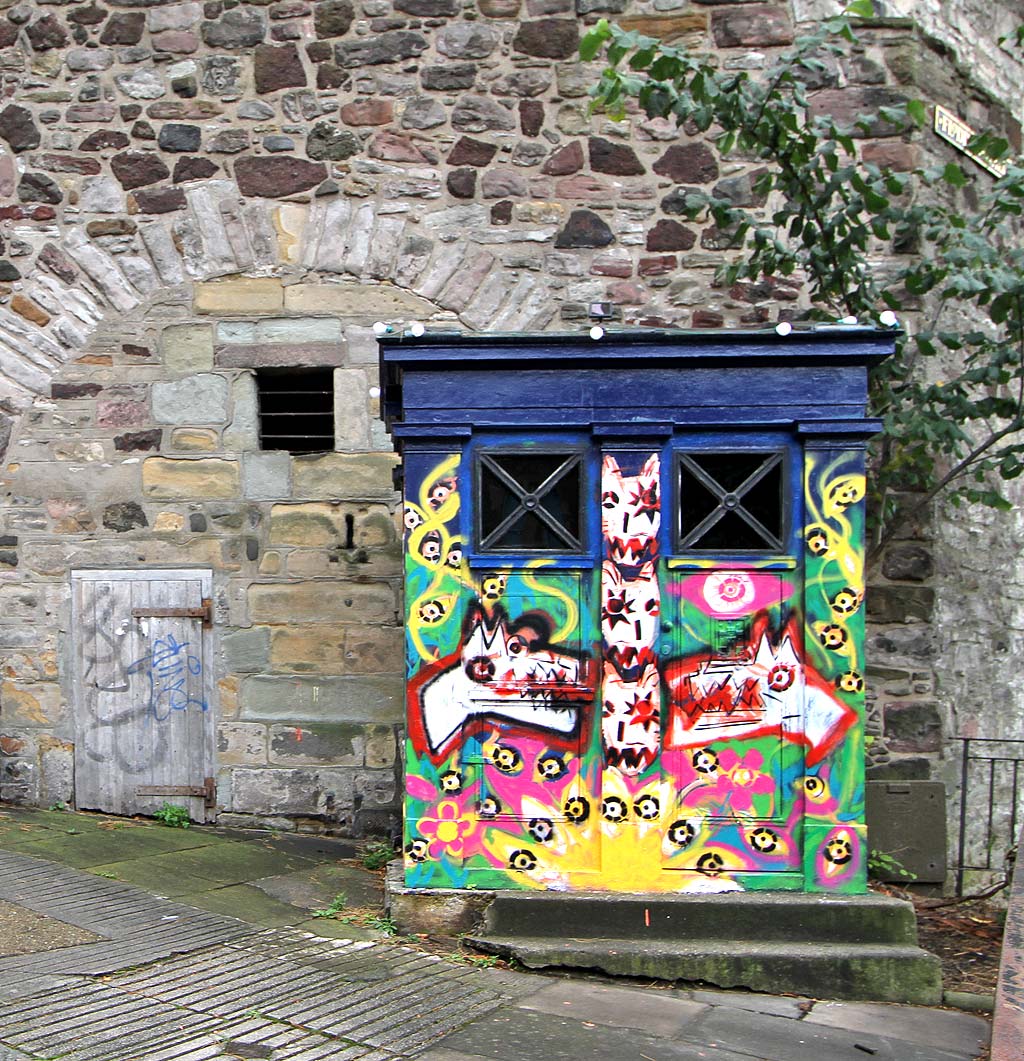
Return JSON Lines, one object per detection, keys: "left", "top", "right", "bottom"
{"left": 419, "top": 602, "right": 590, "bottom": 754}
{"left": 601, "top": 560, "right": 659, "bottom": 669}
{"left": 601, "top": 661, "right": 661, "bottom": 776}
{"left": 601, "top": 454, "right": 661, "bottom": 564}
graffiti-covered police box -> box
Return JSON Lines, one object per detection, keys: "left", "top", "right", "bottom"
{"left": 380, "top": 328, "right": 892, "bottom": 895}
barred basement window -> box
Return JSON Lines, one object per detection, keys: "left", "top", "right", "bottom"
{"left": 677, "top": 450, "right": 785, "bottom": 552}
{"left": 477, "top": 450, "right": 584, "bottom": 553}
{"left": 256, "top": 368, "right": 334, "bottom": 455}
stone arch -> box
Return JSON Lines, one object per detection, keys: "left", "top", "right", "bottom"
{"left": 0, "top": 175, "right": 566, "bottom": 425}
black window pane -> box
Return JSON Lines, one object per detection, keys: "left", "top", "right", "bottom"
{"left": 678, "top": 452, "right": 784, "bottom": 551}
{"left": 479, "top": 452, "right": 582, "bottom": 552}
{"left": 256, "top": 368, "right": 334, "bottom": 455}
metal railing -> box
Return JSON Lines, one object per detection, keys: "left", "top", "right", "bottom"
{"left": 953, "top": 736, "right": 1024, "bottom": 895}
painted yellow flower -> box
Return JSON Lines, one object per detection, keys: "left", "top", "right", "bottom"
{"left": 417, "top": 799, "right": 475, "bottom": 859}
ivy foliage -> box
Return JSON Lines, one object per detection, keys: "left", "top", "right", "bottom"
{"left": 582, "top": 1, "right": 1024, "bottom": 550}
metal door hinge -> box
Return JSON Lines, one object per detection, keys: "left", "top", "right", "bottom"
{"left": 136, "top": 776, "right": 216, "bottom": 809}
{"left": 131, "top": 597, "right": 213, "bottom": 628}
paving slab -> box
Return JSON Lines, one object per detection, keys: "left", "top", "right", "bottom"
{"left": 514, "top": 979, "right": 708, "bottom": 1036}
{"left": 681, "top": 1006, "right": 976, "bottom": 1061}
{"left": 177, "top": 883, "right": 310, "bottom": 927}
{"left": 688, "top": 987, "right": 809, "bottom": 1018}
{"left": 253, "top": 862, "right": 383, "bottom": 910}
{"left": 804, "top": 999, "right": 991, "bottom": 1055}
{"left": 85, "top": 857, "right": 217, "bottom": 897}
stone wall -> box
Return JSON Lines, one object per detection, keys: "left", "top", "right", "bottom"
{"left": 0, "top": 0, "right": 1017, "bottom": 840}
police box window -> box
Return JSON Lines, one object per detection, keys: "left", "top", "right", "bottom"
{"left": 477, "top": 451, "right": 584, "bottom": 553}
{"left": 676, "top": 451, "right": 785, "bottom": 552}
{"left": 255, "top": 368, "right": 334, "bottom": 455}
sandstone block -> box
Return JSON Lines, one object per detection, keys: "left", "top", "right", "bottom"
{"left": 283, "top": 284, "right": 434, "bottom": 319}
{"left": 195, "top": 277, "right": 284, "bottom": 314}
{"left": 249, "top": 580, "right": 397, "bottom": 625}
{"left": 222, "top": 626, "right": 271, "bottom": 673}
{"left": 1, "top": 681, "right": 63, "bottom": 727}
{"left": 142, "top": 457, "right": 240, "bottom": 499}
{"left": 270, "top": 625, "right": 348, "bottom": 672}
{"left": 240, "top": 675, "right": 402, "bottom": 724}
{"left": 152, "top": 373, "right": 229, "bottom": 424}
{"left": 161, "top": 323, "right": 214, "bottom": 375}
{"left": 217, "top": 722, "right": 268, "bottom": 766}
{"left": 170, "top": 427, "right": 219, "bottom": 451}
{"left": 344, "top": 626, "right": 404, "bottom": 674}
{"left": 291, "top": 452, "right": 400, "bottom": 500}
{"left": 269, "top": 723, "right": 364, "bottom": 766}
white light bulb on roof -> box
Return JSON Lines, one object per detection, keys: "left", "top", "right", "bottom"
{"left": 372, "top": 322, "right": 388, "bottom": 336}
{"left": 839, "top": 315, "right": 858, "bottom": 325}
{"left": 369, "top": 386, "right": 381, "bottom": 399}
{"left": 409, "top": 321, "right": 425, "bottom": 337}
{"left": 589, "top": 325, "right": 605, "bottom": 340}
{"left": 879, "top": 310, "right": 898, "bottom": 327}
{"left": 775, "top": 321, "right": 792, "bottom": 337}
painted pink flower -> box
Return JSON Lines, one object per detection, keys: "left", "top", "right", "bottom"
{"left": 417, "top": 799, "right": 476, "bottom": 859}
{"left": 703, "top": 748, "right": 776, "bottom": 813}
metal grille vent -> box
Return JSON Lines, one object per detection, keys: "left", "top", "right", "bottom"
{"left": 256, "top": 368, "right": 335, "bottom": 455}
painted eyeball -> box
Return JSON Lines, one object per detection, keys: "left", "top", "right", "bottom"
{"left": 404, "top": 506, "right": 424, "bottom": 531}
{"left": 824, "top": 835, "right": 853, "bottom": 865}
{"left": 829, "top": 480, "right": 864, "bottom": 508}
{"left": 767, "top": 663, "right": 795, "bottom": 692}
{"left": 819, "top": 624, "right": 847, "bottom": 650}
{"left": 667, "top": 820, "right": 696, "bottom": 848}
{"left": 490, "top": 745, "right": 522, "bottom": 773}
{"left": 750, "top": 827, "right": 780, "bottom": 854}
{"left": 537, "top": 755, "right": 567, "bottom": 781}
{"left": 427, "top": 476, "right": 457, "bottom": 511}
{"left": 837, "top": 671, "right": 864, "bottom": 693}
{"left": 481, "top": 575, "right": 506, "bottom": 601}
{"left": 564, "top": 796, "right": 590, "bottom": 824}
{"left": 419, "top": 531, "right": 442, "bottom": 563}
{"left": 478, "top": 796, "right": 502, "bottom": 818}
{"left": 806, "top": 530, "right": 829, "bottom": 555}
{"left": 465, "top": 656, "right": 495, "bottom": 683}
{"left": 602, "top": 797, "right": 628, "bottom": 823}
{"left": 528, "top": 818, "right": 554, "bottom": 843}
{"left": 692, "top": 748, "right": 719, "bottom": 775}
{"left": 418, "top": 599, "right": 448, "bottom": 624}
{"left": 831, "top": 587, "right": 861, "bottom": 615}
{"left": 633, "top": 795, "right": 660, "bottom": 821}
{"left": 509, "top": 849, "right": 537, "bottom": 871}
{"left": 439, "top": 770, "right": 462, "bottom": 793}
{"left": 696, "top": 851, "right": 725, "bottom": 876}
{"left": 446, "top": 545, "right": 463, "bottom": 569}
{"left": 405, "top": 838, "right": 429, "bottom": 863}
{"left": 801, "top": 774, "right": 830, "bottom": 803}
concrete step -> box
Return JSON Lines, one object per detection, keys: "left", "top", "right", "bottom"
{"left": 464, "top": 934, "right": 944, "bottom": 1005}
{"left": 479, "top": 890, "right": 921, "bottom": 945}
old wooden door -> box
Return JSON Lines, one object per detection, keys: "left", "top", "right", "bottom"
{"left": 71, "top": 569, "right": 215, "bottom": 822}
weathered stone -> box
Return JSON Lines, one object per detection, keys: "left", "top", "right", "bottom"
{"left": 102, "top": 501, "right": 148, "bottom": 532}
{"left": 447, "top": 168, "right": 476, "bottom": 198}
{"left": 81, "top": 131, "right": 131, "bottom": 154}
{"left": 158, "top": 122, "right": 201, "bottom": 152}
{"left": 114, "top": 429, "right": 162, "bottom": 452}
{"left": 314, "top": 0, "right": 354, "bottom": 38}
{"left": 111, "top": 151, "right": 170, "bottom": 189}
{"left": 884, "top": 701, "right": 942, "bottom": 753}
{"left": 26, "top": 14, "right": 67, "bottom": 51}
{"left": 263, "top": 135, "right": 294, "bottom": 152}
{"left": 555, "top": 208, "right": 614, "bottom": 248}
{"left": 173, "top": 155, "right": 220, "bottom": 182}
{"left": 195, "top": 277, "right": 284, "bottom": 313}
{"left": 217, "top": 722, "right": 267, "bottom": 767}
{"left": 162, "top": 323, "right": 214, "bottom": 375}
{"left": 201, "top": 7, "right": 267, "bottom": 49}
{"left": 653, "top": 143, "right": 718, "bottom": 184}
{"left": 0, "top": 105, "right": 40, "bottom": 153}
{"left": 402, "top": 96, "right": 446, "bottom": 131}
{"left": 306, "top": 121, "right": 360, "bottom": 161}
{"left": 437, "top": 22, "right": 499, "bottom": 59}
{"left": 882, "top": 543, "right": 934, "bottom": 582}
{"left": 291, "top": 452, "right": 399, "bottom": 500}
{"left": 369, "top": 132, "right": 429, "bottom": 163}
{"left": 480, "top": 0, "right": 520, "bottom": 13}
{"left": 67, "top": 48, "right": 114, "bottom": 72}
{"left": 713, "top": 168, "right": 769, "bottom": 207}
{"left": 316, "top": 63, "right": 349, "bottom": 90}
{"left": 255, "top": 42, "right": 306, "bottom": 93}
{"left": 481, "top": 167, "right": 529, "bottom": 198}
{"left": 152, "top": 373, "right": 229, "bottom": 424}
{"left": 222, "top": 627, "right": 271, "bottom": 673}
{"left": 589, "top": 136, "right": 644, "bottom": 176}
{"left": 866, "top": 585, "right": 935, "bottom": 624}
{"left": 171, "top": 427, "right": 218, "bottom": 451}
{"left": 133, "top": 120, "right": 157, "bottom": 140}
{"left": 452, "top": 96, "right": 515, "bottom": 133}
{"left": 341, "top": 98, "right": 393, "bottom": 126}
{"left": 17, "top": 173, "right": 61, "bottom": 204}
{"left": 862, "top": 141, "right": 918, "bottom": 172}
{"left": 38, "top": 243, "right": 78, "bottom": 283}
{"left": 712, "top": 5, "right": 793, "bottom": 48}
{"left": 422, "top": 63, "right": 476, "bottom": 91}
{"left": 647, "top": 218, "right": 696, "bottom": 251}
{"left": 238, "top": 100, "right": 275, "bottom": 121}
{"left": 448, "top": 137, "right": 497, "bottom": 168}
{"left": 96, "top": 401, "right": 147, "bottom": 429}
{"left": 69, "top": 5, "right": 108, "bottom": 26}
{"left": 9, "top": 295, "right": 49, "bottom": 327}
{"left": 513, "top": 18, "right": 578, "bottom": 58}
{"left": 234, "top": 155, "right": 326, "bottom": 197}
{"left": 809, "top": 87, "right": 911, "bottom": 138}
{"left": 541, "top": 140, "right": 584, "bottom": 176}
{"left": 208, "top": 129, "right": 250, "bottom": 153}
{"left": 131, "top": 186, "right": 187, "bottom": 213}
{"left": 36, "top": 154, "right": 102, "bottom": 175}
{"left": 249, "top": 581, "right": 397, "bottom": 625}
{"left": 334, "top": 31, "right": 428, "bottom": 68}
{"left": 142, "top": 457, "right": 240, "bottom": 499}
{"left": 114, "top": 68, "right": 166, "bottom": 100}
{"left": 228, "top": 764, "right": 358, "bottom": 815}
{"left": 269, "top": 723, "right": 364, "bottom": 766}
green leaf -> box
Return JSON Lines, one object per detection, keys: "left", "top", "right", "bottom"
{"left": 906, "top": 99, "right": 927, "bottom": 126}
{"left": 579, "top": 21, "right": 611, "bottom": 62}
{"left": 942, "top": 163, "right": 968, "bottom": 188}
{"left": 845, "top": 0, "right": 875, "bottom": 17}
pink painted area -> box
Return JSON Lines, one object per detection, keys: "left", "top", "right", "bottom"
{"left": 669, "top": 571, "right": 795, "bottom": 615}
